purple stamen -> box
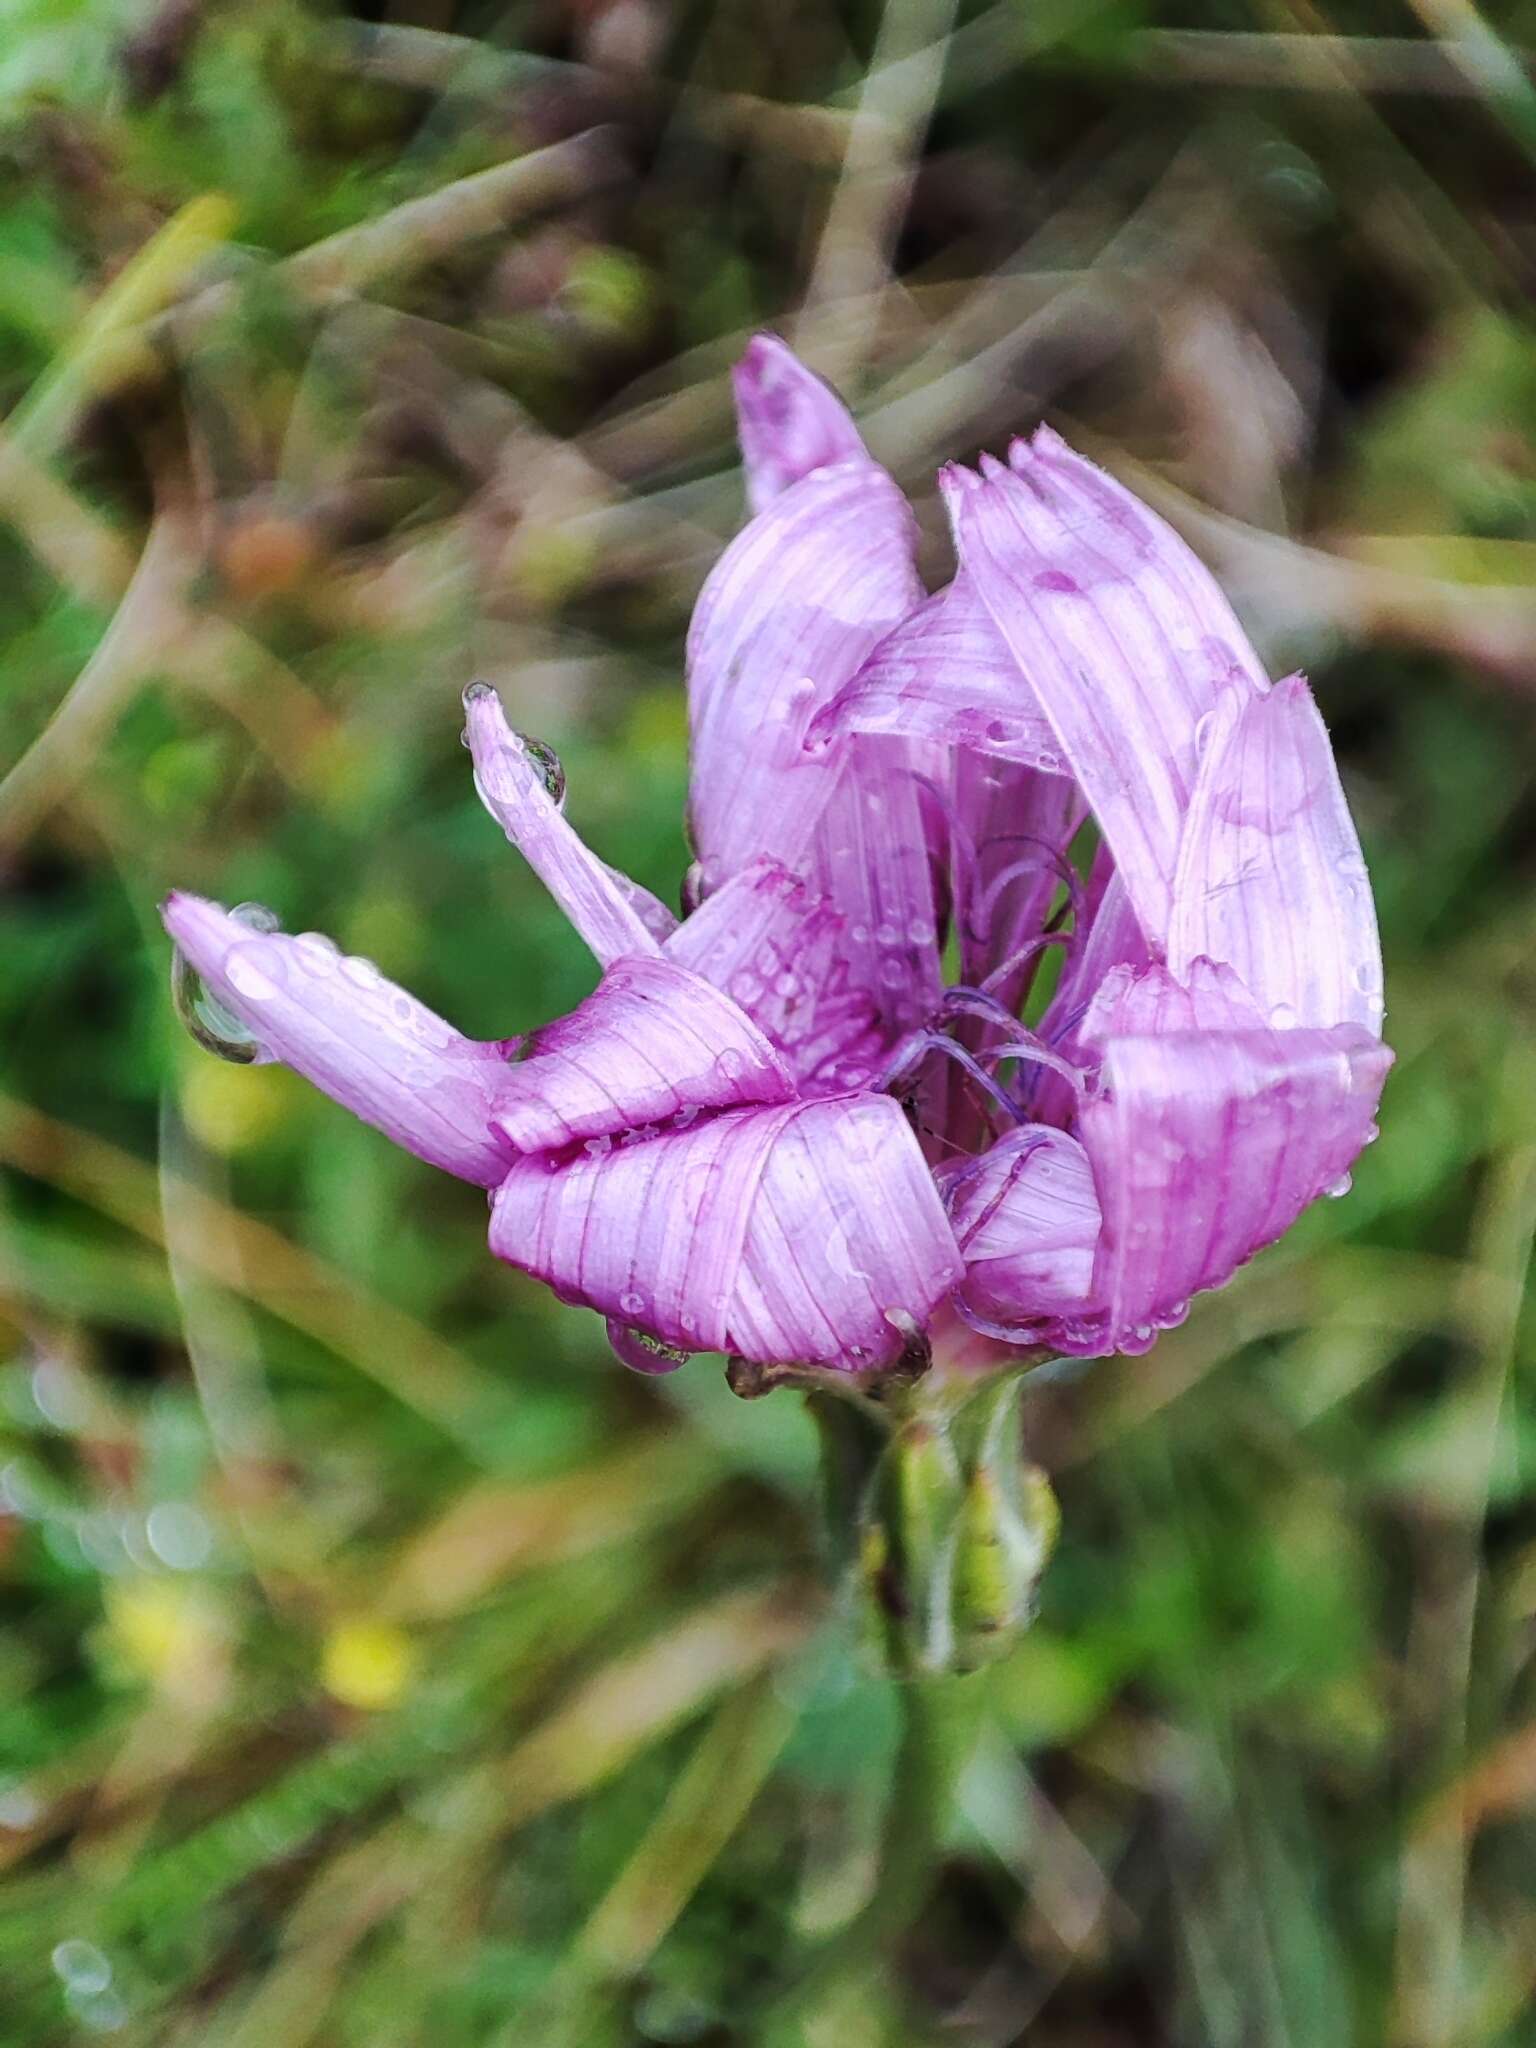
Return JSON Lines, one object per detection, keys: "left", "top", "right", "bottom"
{"left": 880, "top": 1030, "right": 1025, "bottom": 1130}
{"left": 979, "top": 930, "right": 1072, "bottom": 998}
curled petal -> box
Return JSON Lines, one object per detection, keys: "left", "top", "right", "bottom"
{"left": 491, "top": 956, "right": 794, "bottom": 1154}
{"left": 724, "top": 1093, "right": 962, "bottom": 1370}
{"left": 942, "top": 434, "right": 1266, "bottom": 944}
{"left": 489, "top": 1095, "right": 962, "bottom": 1368}
{"left": 666, "top": 860, "right": 887, "bottom": 1090}
{"left": 1169, "top": 672, "right": 1385, "bottom": 1033}
{"left": 1079, "top": 1024, "right": 1393, "bottom": 1350}
{"left": 808, "top": 573, "right": 1062, "bottom": 768}
{"left": 162, "top": 893, "right": 514, "bottom": 1186}
{"left": 463, "top": 684, "right": 662, "bottom": 968}
{"left": 946, "top": 1127, "right": 1102, "bottom": 1337}
{"left": 733, "top": 334, "right": 869, "bottom": 514}
{"left": 686, "top": 459, "right": 923, "bottom": 887}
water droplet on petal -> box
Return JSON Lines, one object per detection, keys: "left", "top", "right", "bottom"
{"left": 340, "top": 954, "right": 382, "bottom": 992}
{"left": 172, "top": 902, "right": 280, "bottom": 1063}
{"left": 1268, "top": 1001, "right": 1297, "bottom": 1028}
{"left": 515, "top": 733, "right": 566, "bottom": 809}
{"left": 607, "top": 1322, "right": 689, "bottom": 1375}
{"left": 1324, "top": 1172, "right": 1352, "bottom": 1199}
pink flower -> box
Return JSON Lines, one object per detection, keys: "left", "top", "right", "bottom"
{"left": 164, "top": 336, "right": 1390, "bottom": 1375}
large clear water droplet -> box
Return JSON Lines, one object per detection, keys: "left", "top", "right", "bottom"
{"left": 606, "top": 1320, "right": 689, "bottom": 1375}
{"left": 172, "top": 901, "right": 280, "bottom": 1063}
{"left": 515, "top": 735, "right": 565, "bottom": 809}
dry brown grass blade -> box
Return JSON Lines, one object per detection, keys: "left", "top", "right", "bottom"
{"left": 0, "top": 1092, "right": 512, "bottom": 1454}
{"left": 382, "top": 1435, "right": 716, "bottom": 1620}
{"left": 496, "top": 1585, "right": 814, "bottom": 1826}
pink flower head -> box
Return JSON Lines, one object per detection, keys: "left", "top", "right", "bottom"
{"left": 164, "top": 336, "right": 1390, "bottom": 1376}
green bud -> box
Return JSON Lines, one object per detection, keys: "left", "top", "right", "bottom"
{"left": 850, "top": 1370, "right": 1058, "bottom": 1679}
{"left": 950, "top": 1378, "right": 1059, "bottom": 1668}
{"left": 862, "top": 1417, "right": 964, "bottom": 1678}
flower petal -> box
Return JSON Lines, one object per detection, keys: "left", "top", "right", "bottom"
{"left": 162, "top": 893, "right": 515, "bottom": 1186}
{"left": 1076, "top": 956, "right": 1265, "bottom": 1047}
{"left": 1168, "top": 672, "right": 1385, "bottom": 1032}
{"left": 808, "top": 736, "right": 944, "bottom": 1042}
{"left": 1078, "top": 1022, "right": 1392, "bottom": 1350}
{"left": 665, "top": 859, "right": 887, "bottom": 1090}
{"left": 732, "top": 334, "right": 869, "bottom": 514}
{"left": 491, "top": 1105, "right": 777, "bottom": 1353}
{"left": 490, "top": 956, "right": 795, "bottom": 1154}
{"left": 686, "top": 459, "right": 923, "bottom": 888}
{"left": 945, "top": 1127, "right": 1102, "bottom": 1339}
{"left": 463, "top": 684, "right": 663, "bottom": 968}
{"left": 724, "top": 1093, "right": 963, "bottom": 1369}
{"left": 942, "top": 432, "right": 1266, "bottom": 944}
{"left": 489, "top": 1094, "right": 962, "bottom": 1368}
{"left": 808, "top": 572, "right": 1064, "bottom": 768}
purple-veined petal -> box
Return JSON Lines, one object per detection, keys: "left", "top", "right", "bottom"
{"left": 808, "top": 735, "right": 943, "bottom": 1046}
{"left": 1078, "top": 1023, "right": 1392, "bottom": 1351}
{"left": 463, "top": 684, "right": 663, "bottom": 968}
{"left": 686, "top": 459, "right": 924, "bottom": 888}
{"left": 489, "top": 1094, "right": 962, "bottom": 1368}
{"left": 808, "top": 572, "right": 1063, "bottom": 769}
{"left": 491, "top": 1104, "right": 778, "bottom": 1353}
{"left": 1076, "top": 956, "right": 1265, "bottom": 1047}
{"left": 945, "top": 1126, "right": 1102, "bottom": 1338}
{"left": 161, "top": 893, "right": 515, "bottom": 1186}
{"left": 733, "top": 334, "right": 869, "bottom": 514}
{"left": 1038, "top": 865, "right": 1150, "bottom": 1064}
{"left": 942, "top": 433, "right": 1266, "bottom": 945}
{"left": 723, "top": 1093, "right": 963, "bottom": 1369}
{"left": 1169, "top": 672, "right": 1385, "bottom": 1033}
{"left": 490, "top": 956, "right": 794, "bottom": 1154}
{"left": 601, "top": 859, "right": 679, "bottom": 945}
{"left": 666, "top": 860, "right": 887, "bottom": 1090}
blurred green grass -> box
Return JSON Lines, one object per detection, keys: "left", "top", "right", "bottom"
{"left": 3, "top": 1, "right": 1536, "bottom": 2042}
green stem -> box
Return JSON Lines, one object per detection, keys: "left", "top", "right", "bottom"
{"left": 767, "top": 1674, "right": 979, "bottom": 2030}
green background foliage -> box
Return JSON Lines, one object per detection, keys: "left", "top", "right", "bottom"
{"left": 2, "top": 1, "right": 1535, "bottom": 2041}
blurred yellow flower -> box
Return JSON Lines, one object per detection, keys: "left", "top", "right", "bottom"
{"left": 103, "top": 1579, "right": 227, "bottom": 1707}
{"left": 321, "top": 1619, "right": 416, "bottom": 1712}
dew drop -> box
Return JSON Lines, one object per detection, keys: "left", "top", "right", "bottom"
{"left": 516, "top": 733, "right": 566, "bottom": 809}
{"left": 461, "top": 679, "right": 495, "bottom": 708}
{"left": 1268, "top": 1000, "right": 1297, "bottom": 1028}
{"left": 1324, "top": 1172, "right": 1352, "bottom": 1199}
{"left": 172, "top": 901, "right": 281, "bottom": 1063}
{"left": 52, "top": 1941, "right": 112, "bottom": 1996}
{"left": 341, "top": 954, "right": 383, "bottom": 992}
